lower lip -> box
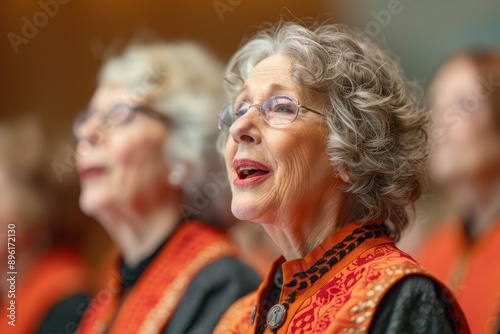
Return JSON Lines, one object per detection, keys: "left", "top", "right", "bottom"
{"left": 233, "top": 172, "right": 271, "bottom": 187}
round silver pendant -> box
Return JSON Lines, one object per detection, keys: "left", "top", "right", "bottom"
{"left": 266, "top": 303, "right": 286, "bottom": 330}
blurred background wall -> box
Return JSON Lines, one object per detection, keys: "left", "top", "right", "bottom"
{"left": 344, "top": 0, "right": 500, "bottom": 88}
{"left": 1, "top": 0, "right": 499, "bottom": 251}
{"left": 2, "top": 0, "right": 499, "bottom": 133}
{"left": 0, "top": 0, "right": 338, "bottom": 128}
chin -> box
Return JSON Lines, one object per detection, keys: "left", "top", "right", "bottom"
{"left": 231, "top": 197, "right": 264, "bottom": 222}
{"left": 79, "top": 188, "right": 108, "bottom": 217}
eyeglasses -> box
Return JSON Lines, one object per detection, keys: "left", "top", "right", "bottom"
{"left": 73, "top": 103, "right": 169, "bottom": 137}
{"left": 218, "top": 95, "right": 325, "bottom": 132}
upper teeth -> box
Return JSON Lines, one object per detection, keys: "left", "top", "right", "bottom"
{"left": 239, "top": 167, "right": 255, "bottom": 177}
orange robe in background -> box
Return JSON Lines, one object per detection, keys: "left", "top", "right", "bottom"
{"left": 0, "top": 247, "right": 90, "bottom": 334}
{"left": 215, "top": 221, "right": 469, "bottom": 334}
{"left": 418, "top": 218, "right": 500, "bottom": 334}
{"left": 77, "top": 221, "right": 238, "bottom": 334}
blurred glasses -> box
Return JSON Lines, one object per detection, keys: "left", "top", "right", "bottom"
{"left": 218, "top": 95, "right": 325, "bottom": 132}
{"left": 73, "top": 103, "right": 169, "bottom": 137}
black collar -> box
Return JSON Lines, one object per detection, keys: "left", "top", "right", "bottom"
{"left": 119, "top": 219, "right": 184, "bottom": 290}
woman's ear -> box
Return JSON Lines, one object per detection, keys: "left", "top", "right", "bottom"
{"left": 168, "top": 163, "right": 188, "bottom": 187}
{"left": 338, "top": 166, "right": 350, "bottom": 184}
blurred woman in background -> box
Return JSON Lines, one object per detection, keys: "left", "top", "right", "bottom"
{"left": 418, "top": 51, "right": 500, "bottom": 334}
{"left": 74, "top": 41, "right": 260, "bottom": 334}
{"left": 0, "top": 116, "right": 91, "bottom": 334}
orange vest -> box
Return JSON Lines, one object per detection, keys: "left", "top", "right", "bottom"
{"left": 215, "top": 221, "right": 468, "bottom": 334}
{"left": 417, "top": 218, "right": 500, "bottom": 334}
{"left": 0, "top": 247, "right": 90, "bottom": 334}
{"left": 77, "top": 221, "right": 237, "bottom": 334}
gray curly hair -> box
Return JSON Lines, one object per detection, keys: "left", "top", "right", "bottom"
{"left": 99, "top": 41, "right": 231, "bottom": 226}
{"left": 221, "top": 22, "right": 430, "bottom": 240}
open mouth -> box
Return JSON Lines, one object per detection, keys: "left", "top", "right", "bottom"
{"left": 79, "top": 166, "right": 107, "bottom": 181}
{"left": 237, "top": 167, "right": 270, "bottom": 180}
{"left": 232, "top": 159, "right": 271, "bottom": 185}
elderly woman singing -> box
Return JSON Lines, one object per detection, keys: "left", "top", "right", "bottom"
{"left": 74, "top": 42, "right": 260, "bottom": 334}
{"left": 214, "top": 22, "right": 469, "bottom": 334}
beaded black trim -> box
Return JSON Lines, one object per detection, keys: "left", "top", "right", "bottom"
{"left": 281, "top": 223, "right": 389, "bottom": 309}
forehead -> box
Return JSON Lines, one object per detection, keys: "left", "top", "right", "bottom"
{"left": 240, "top": 53, "right": 299, "bottom": 98}
{"left": 429, "top": 57, "right": 478, "bottom": 109}
{"left": 89, "top": 83, "right": 136, "bottom": 109}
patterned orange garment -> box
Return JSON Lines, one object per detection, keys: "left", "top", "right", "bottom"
{"left": 0, "top": 247, "right": 89, "bottom": 334}
{"left": 76, "top": 221, "right": 237, "bottom": 334}
{"left": 417, "top": 218, "right": 500, "bottom": 334}
{"left": 215, "top": 221, "right": 469, "bottom": 334}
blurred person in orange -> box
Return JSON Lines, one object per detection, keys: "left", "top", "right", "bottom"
{"left": 213, "top": 21, "right": 468, "bottom": 334}
{"left": 0, "top": 116, "right": 92, "bottom": 334}
{"left": 418, "top": 51, "right": 500, "bottom": 333}
{"left": 73, "top": 41, "right": 260, "bottom": 334}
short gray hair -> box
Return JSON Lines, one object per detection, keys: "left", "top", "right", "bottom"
{"left": 99, "top": 41, "right": 231, "bottom": 225}
{"left": 222, "top": 22, "right": 430, "bottom": 240}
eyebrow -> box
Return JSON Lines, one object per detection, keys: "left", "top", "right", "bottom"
{"left": 237, "top": 83, "right": 296, "bottom": 100}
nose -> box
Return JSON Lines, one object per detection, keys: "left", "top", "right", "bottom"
{"left": 228, "top": 106, "right": 262, "bottom": 145}
{"left": 76, "top": 115, "right": 105, "bottom": 148}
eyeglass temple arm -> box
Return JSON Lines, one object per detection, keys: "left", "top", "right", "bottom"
{"left": 134, "top": 106, "right": 171, "bottom": 124}
{"left": 300, "top": 106, "right": 325, "bottom": 117}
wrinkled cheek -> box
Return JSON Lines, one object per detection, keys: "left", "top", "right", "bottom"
{"left": 280, "top": 152, "right": 310, "bottom": 188}
{"left": 447, "top": 117, "right": 486, "bottom": 146}
{"left": 431, "top": 146, "right": 461, "bottom": 181}
{"left": 273, "top": 168, "right": 299, "bottom": 207}
{"left": 113, "top": 139, "right": 140, "bottom": 165}
{"left": 115, "top": 137, "right": 169, "bottom": 191}
{"left": 225, "top": 148, "right": 237, "bottom": 194}
{"left": 116, "top": 137, "right": 164, "bottom": 175}
{"left": 108, "top": 141, "right": 147, "bottom": 196}
{"left": 224, "top": 141, "right": 237, "bottom": 170}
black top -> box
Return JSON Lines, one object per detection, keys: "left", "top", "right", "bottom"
{"left": 37, "top": 293, "right": 91, "bottom": 334}
{"left": 164, "top": 257, "right": 261, "bottom": 334}
{"left": 38, "top": 233, "right": 261, "bottom": 334}
{"left": 370, "top": 275, "right": 457, "bottom": 333}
